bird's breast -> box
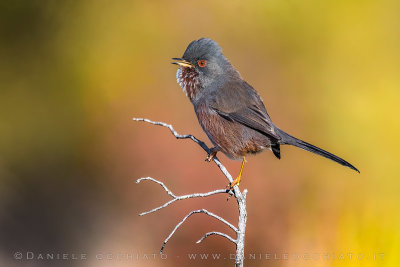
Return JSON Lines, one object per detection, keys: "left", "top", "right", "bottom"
{"left": 195, "top": 102, "right": 269, "bottom": 160}
{"left": 194, "top": 102, "right": 270, "bottom": 159}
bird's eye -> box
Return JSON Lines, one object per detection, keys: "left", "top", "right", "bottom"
{"left": 197, "top": 59, "right": 207, "bottom": 68}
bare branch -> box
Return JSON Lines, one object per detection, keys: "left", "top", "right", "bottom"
{"left": 133, "top": 118, "right": 235, "bottom": 184}
{"left": 136, "top": 177, "right": 177, "bottom": 198}
{"left": 160, "top": 209, "right": 238, "bottom": 253}
{"left": 134, "top": 118, "right": 248, "bottom": 266}
{"left": 133, "top": 118, "right": 208, "bottom": 152}
{"left": 196, "top": 231, "right": 237, "bottom": 244}
{"left": 136, "top": 177, "right": 231, "bottom": 216}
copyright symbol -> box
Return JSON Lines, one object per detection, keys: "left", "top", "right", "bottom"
{"left": 14, "top": 252, "right": 23, "bottom": 260}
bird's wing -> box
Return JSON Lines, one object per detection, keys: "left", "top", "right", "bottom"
{"left": 209, "top": 80, "right": 281, "bottom": 141}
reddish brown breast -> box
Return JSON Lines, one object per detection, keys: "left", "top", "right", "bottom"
{"left": 195, "top": 101, "right": 271, "bottom": 160}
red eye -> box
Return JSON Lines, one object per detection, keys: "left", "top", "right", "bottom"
{"left": 197, "top": 59, "right": 207, "bottom": 67}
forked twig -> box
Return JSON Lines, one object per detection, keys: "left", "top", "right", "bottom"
{"left": 136, "top": 177, "right": 232, "bottom": 216}
{"left": 160, "top": 209, "right": 237, "bottom": 253}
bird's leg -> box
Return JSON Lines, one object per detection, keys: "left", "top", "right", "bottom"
{"left": 205, "top": 147, "right": 218, "bottom": 162}
{"left": 228, "top": 156, "right": 246, "bottom": 190}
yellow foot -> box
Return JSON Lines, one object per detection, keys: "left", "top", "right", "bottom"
{"left": 226, "top": 156, "right": 246, "bottom": 191}
{"left": 226, "top": 176, "right": 241, "bottom": 190}
{"left": 226, "top": 177, "right": 241, "bottom": 201}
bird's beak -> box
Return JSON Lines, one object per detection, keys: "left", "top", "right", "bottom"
{"left": 171, "top": 58, "right": 194, "bottom": 68}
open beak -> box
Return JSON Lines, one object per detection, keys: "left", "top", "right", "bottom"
{"left": 171, "top": 58, "right": 194, "bottom": 68}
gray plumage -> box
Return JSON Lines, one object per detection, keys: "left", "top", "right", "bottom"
{"left": 174, "top": 38, "right": 359, "bottom": 173}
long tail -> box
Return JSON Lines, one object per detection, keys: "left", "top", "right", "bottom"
{"left": 276, "top": 128, "right": 359, "bottom": 173}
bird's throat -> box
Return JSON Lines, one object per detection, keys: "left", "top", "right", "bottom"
{"left": 176, "top": 67, "right": 200, "bottom": 101}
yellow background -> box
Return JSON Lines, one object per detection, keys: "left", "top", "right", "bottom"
{"left": 0, "top": 1, "right": 399, "bottom": 266}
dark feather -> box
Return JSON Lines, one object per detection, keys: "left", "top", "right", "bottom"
{"left": 214, "top": 107, "right": 280, "bottom": 141}
{"left": 276, "top": 128, "right": 360, "bottom": 173}
{"left": 271, "top": 143, "right": 281, "bottom": 159}
{"left": 210, "top": 80, "right": 280, "bottom": 140}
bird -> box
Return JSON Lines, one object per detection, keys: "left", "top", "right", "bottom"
{"left": 172, "top": 38, "right": 359, "bottom": 189}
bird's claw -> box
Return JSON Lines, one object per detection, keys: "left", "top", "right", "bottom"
{"left": 205, "top": 154, "right": 213, "bottom": 162}
{"left": 205, "top": 149, "right": 217, "bottom": 162}
{"left": 226, "top": 180, "right": 239, "bottom": 191}
{"left": 225, "top": 185, "right": 235, "bottom": 201}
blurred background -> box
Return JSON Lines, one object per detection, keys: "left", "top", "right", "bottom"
{"left": 0, "top": 0, "right": 399, "bottom": 266}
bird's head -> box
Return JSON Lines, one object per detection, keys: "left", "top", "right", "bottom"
{"left": 172, "top": 38, "right": 236, "bottom": 101}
